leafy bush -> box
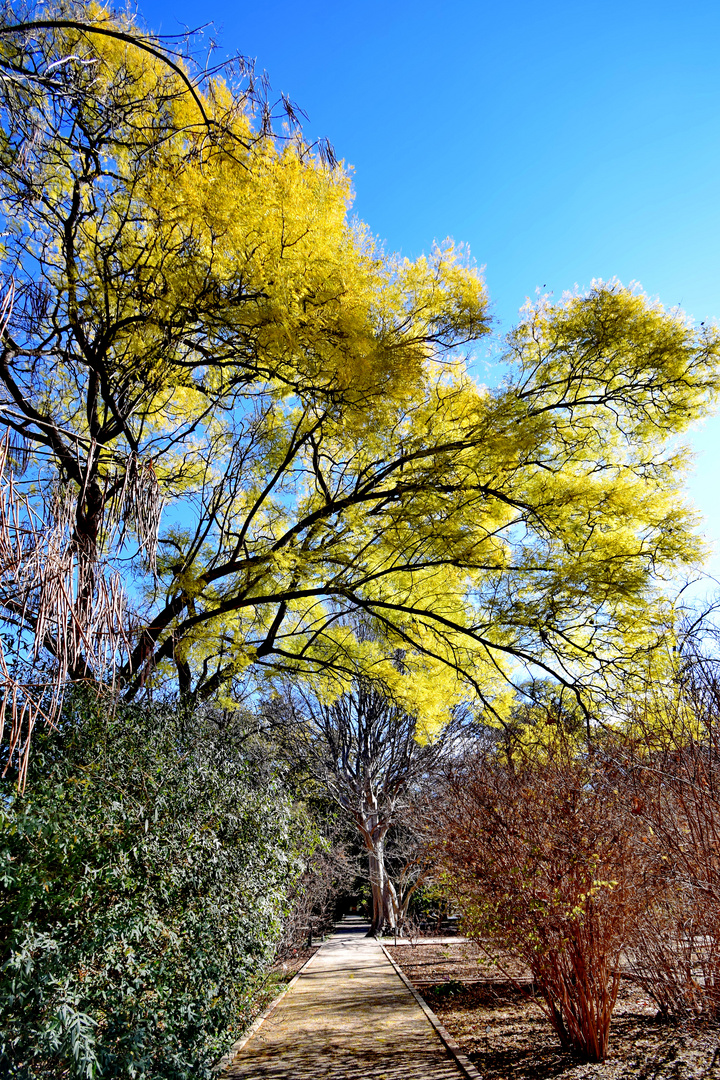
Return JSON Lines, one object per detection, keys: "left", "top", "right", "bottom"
{"left": 428, "top": 980, "right": 465, "bottom": 999}
{"left": 0, "top": 698, "right": 313, "bottom": 1079}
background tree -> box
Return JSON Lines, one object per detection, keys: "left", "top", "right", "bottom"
{"left": 0, "top": 5, "right": 719, "bottom": 775}
{"left": 267, "top": 672, "right": 471, "bottom": 935}
{"left": 489, "top": 677, "right": 588, "bottom": 762}
{"left": 229, "top": 702, "right": 365, "bottom": 953}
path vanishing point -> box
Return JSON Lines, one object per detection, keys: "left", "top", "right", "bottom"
{"left": 217, "top": 918, "right": 477, "bottom": 1079}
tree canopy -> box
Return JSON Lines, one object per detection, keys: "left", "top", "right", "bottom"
{"left": 0, "top": 4, "right": 719, "bottom": 772}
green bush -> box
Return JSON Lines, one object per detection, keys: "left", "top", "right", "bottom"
{"left": 428, "top": 980, "right": 465, "bottom": 999}
{"left": 0, "top": 698, "right": 312, "bottom": 1079}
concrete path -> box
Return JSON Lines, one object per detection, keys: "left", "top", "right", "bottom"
{"left": 221, "top": 920, "right": 466, "bottom": 1079}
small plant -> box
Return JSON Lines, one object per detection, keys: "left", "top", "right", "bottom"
{"left": 429, "top": 979, "right": 466, "bottom": 999}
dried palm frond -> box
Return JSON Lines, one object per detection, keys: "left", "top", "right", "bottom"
{"left": 0, "top": 437, "right": 132, "bottom": 789}
{"left": 103, "top": 452, "right": 165, "bottom": 574}
{"left": 0, "top": 276, "right": 14, "bottom": 333}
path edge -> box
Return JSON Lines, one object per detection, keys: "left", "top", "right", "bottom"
{"left": 212, "top": 947, "right": 319, "bottom": 1076}
{"left": 378, "top": 939, "right": 483, "bottom": 1080}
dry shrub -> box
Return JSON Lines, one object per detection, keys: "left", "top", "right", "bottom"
{"left": 618, "top": 651, "right": 720, "bottom": 1018}
{"left": 276, "top": 822, "right": 360, "bottom": 958}
{"left": 432, "top": 734, "right": 659, "bottom": 1061}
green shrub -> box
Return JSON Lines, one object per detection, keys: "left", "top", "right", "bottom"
{"left": 429, "top": 980, "right": 465, "bottom": 999}
{"left": 0, "top": 698, "right": 312, "bottom": 1079}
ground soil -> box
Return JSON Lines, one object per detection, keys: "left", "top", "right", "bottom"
{"left": 269, "top": 943, "right": 319, "bottom": 981}
{"left": 386, "top": 941, "right": 720, "bottom": 1080}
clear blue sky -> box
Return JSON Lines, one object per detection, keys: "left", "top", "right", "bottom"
{"left": 140, "top": 0, "right": 720, "bottom": 585}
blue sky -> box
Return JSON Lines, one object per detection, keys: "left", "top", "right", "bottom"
{"left": 140, "top": 0, "right": 720, "bottom": 585}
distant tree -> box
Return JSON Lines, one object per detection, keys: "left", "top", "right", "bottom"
{"left": 489, "top": 677, "right": 588, "bottom": 761}
{"left": 267, "top": 676, "right": 469, "bottom": 935}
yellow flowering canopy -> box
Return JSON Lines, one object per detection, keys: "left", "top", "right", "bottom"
{"left": 0, "top": 6, "right": 719, "bottom": 737}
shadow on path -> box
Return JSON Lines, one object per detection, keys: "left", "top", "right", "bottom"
{"left": 222, "top": 918, "right": 464, "bottom": 1079}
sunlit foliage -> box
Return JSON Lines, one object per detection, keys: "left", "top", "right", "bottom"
{"left": 0, "top": 697, "right": 312, "bottom": 1078}
{"left": 0, "top": 5, "right": 718, "bottom": 766}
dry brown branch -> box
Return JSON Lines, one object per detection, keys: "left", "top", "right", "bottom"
{"left": 0, "top": 277, "right": 14, "bottom": 333}
{"left": 103, "top": 453, "right": 165, "bottom": 575}
{"left": 617, "top": 653, "right": 720, "bottom": 1018}
{"left": 0, "top": 435, "right": 132, "bottom": 788}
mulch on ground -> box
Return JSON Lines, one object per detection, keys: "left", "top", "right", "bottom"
{"left": 386, "top": 942, "right": 720, "bottom": 1080}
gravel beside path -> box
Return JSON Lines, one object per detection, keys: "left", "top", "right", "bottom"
{"left": 221, "top": 921, "right": 466, "bottom": 1079}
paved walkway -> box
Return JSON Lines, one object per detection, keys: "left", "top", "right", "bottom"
{"left": 221, "top": 920, "right": 466, "bottom": 1079}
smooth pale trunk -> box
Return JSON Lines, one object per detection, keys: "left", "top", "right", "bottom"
{"left": 367, "top": 837, "right": 399, "bottom": 935}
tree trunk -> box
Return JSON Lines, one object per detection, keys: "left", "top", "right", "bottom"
{"left": 367, "top": 837, "right": 398, "bottom": 936}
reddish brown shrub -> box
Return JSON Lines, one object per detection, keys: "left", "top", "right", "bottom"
{"left": 430, "top": 735, "right": 660, "bottom": 1061}
{"left": 618, "top": 655, "right": 720, "bottom": 1018}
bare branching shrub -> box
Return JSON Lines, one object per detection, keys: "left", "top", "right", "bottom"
{"left": 430, "top": 735, "right": 659, "bottom": 1061}
{"left": 384, "top": 807, "right": 437, "bottom": 932}
{"left": 276, "top": 821, "right": 360, "bottom": 959}
{"left": 617, "top": 646, "right": 720, "bottom": 1018}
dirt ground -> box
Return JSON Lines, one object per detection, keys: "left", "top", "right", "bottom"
{"left": 269, "top": 943, "right": 319, "bottom": 981}
{"left": 386, "top": 941, "right": 720, "bottom": 1080}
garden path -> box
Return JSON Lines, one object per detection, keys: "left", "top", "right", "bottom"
{"left": 219, "top": 918, "right": 467, "bottom": 1079}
